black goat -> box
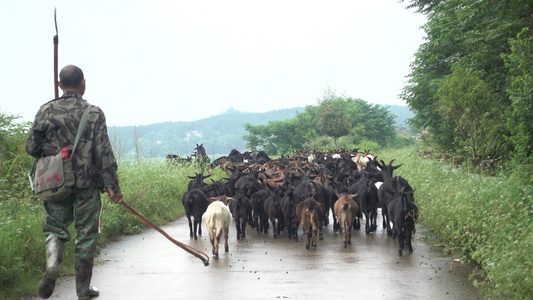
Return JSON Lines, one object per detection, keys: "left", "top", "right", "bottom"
{"left": 387, "top": 188, "right": 418, "bottom": 256}
{"left": 264, "top": 187, "right": 285, "bottom": 239}
{"left": 378, "top": 176, "right": 414, "bottom": 236}
{"left": 182, "top": 189, "right": 210, "bottom": 240}
{"left": 187, "top": 172, "right": 210, "bottom": 191}
{"left": 234, "top": 170, "right": 264, "bottom": 200}
{"left": 376, "top": 159, "right": 403, "bottom": 181}
{"left": 202, "top": 179, "right": 233, "bottom": 198}
{"left": 281, "top": 186, "right": 300, "bottom": 241}
{"left": 227, "top": 193, "right": 253, "bottom": 240}
{"left": 348, "top": 177, "right": 380, "bottom": 234}
{"left": 250, "top": 189, "right": 271, "bottom": 234}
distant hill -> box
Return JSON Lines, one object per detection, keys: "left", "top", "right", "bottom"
{"left": 109, "top": 105, "right": 413, "bottom": 159}
{"left": 387, "top": 105, "right": 414, "bottom": 127}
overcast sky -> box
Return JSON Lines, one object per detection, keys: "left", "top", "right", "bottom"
{"left": 0, "top": 0, "right": 426, "bottom": 127}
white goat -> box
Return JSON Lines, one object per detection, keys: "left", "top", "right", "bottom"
{"left": 205, "top": 200, "right": 231, "bottom": 259}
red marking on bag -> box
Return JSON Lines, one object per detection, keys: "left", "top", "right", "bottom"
{"left": 47, "top": 176, "right": 52, "bottom": 182}
{"left": 54, "top": 173, "right": 61, "bottom": 182}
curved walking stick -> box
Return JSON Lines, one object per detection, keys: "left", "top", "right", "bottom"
{"left": 53, "top": 8, "right": 59, "bottom": 99}
{"left": 119, "top": 201, "right": 210, "bottom": 266}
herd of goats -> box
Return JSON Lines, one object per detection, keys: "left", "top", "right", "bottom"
{"left": 175, "top": 147, "right": 419, "bottom": 259}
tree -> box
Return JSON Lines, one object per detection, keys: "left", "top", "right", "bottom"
{"left": 243, "top": 117, "right": 309, "bottom": 155}
{"left": 317, "top": 99, "right": 351, "bottom": 149}
{"left": 243, "top": 92, "right": 397, "bottom": 155}
{"left": 400, "top": 0, "right": 446, "bottom": 14}
{"left": 436, "top": 66, "right": 493, "bottom": 158}
{"left": 133, "top": 126, "right": 143, "bottom": 163}
{"left": 109, "top": 127, "right": 122, "bottom": 161}
{"left": 402, "top": 0, "right": 532, "bottom": 158}
{"left": 502, "top": 28, "right": 533, "bottom": 162}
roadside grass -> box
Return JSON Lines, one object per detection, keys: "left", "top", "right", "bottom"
{"left": 377, "top": 147, "right": 532, "bottom": 299}
{"left": 0, "top": 160, "right": 223, "bottom": 300}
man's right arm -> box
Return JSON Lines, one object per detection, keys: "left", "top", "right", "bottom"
{"left": 26, "top": 125, "right": 45, "bottom": 157}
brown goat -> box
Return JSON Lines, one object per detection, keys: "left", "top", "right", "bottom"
{"left": 296, "top": 198, "right": 321, "bottom": 250}
{"left": 334, "top": 192, "right": 359, "bottom": 248}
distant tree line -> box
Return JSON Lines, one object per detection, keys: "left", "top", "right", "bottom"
{"left": 243, "top": 89, "right": 402, "bottom": 155}
{"left": 103, "top": 103, "right": 413, "bottom": 160}
{"left": 400, "top": 0, "right": 532, "bottom": 164}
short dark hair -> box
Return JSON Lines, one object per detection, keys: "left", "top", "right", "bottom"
{"left": 59, "top": 65, "right": 84, "bottom": 88}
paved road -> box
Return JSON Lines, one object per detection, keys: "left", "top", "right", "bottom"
{"left": 37, "top": 213, "right": 482, "bottom": 300}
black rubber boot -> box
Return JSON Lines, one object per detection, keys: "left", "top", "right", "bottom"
{"left": 37, "top": 237, "right": 65, "bottom": 299}
{"left": 78, "top": 286, "right": 100, "bottom": 300}
{"left": 76, "top": 255, "right": 100, "bottom": 299}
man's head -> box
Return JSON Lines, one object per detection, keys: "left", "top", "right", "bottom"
{"left": 59, "top": 65, "right": 86, "bottom": 95}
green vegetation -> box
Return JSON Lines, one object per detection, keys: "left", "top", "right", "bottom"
{"left": 379, "top": 147, "right": 532, "bottom": 299}
{"left": 401, "top": 0, "right": 533, "bottom": 166}
{"left": 108, "top": 107, "right": 304, "bottom": 160}
{"left": 243, "top": 89, "right": 400, "bottom": 155}
{"left": 105, "top": 104, "right": 413, "bottom": 160}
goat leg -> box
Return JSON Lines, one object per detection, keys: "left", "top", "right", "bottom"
{"left": 193, "top": 219, "right": 199, "bottom": 240}
{"left": 241, "top": 221, "right": 246, "bottom": 240}
{"left": 235, "top": 219, "right": 241, "bottom": 240}
{"left": 318, "top": 221, "right": 324, "bottom": 240}
{"left": 224, "top": 229, "right": 229, "bottom": 253}
{"left": 188, "top": 217, "right": 193, "bottom": 238}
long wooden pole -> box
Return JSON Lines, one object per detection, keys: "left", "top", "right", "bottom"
{"left": 53, "top": 8, "right": 59, "bottom": 99}
{"left": 120, "top": 201, "right": 210, "bottom": 266}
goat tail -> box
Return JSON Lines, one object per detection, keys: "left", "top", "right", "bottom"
{"left": 308, "top": 182, "right": 316, "bottom": 198}
{"left": 342, "top": 203, "right": 350, "bottom": 211}
{"left": 187, "top": 193, "right": 196, "bottom": 204}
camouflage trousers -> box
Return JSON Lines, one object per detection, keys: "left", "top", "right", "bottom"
{"left": 43, "top": 185, "right": 102, "bottom": 260}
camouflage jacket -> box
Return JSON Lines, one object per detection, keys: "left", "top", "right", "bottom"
{"left": 26, "top": 92, "right": 121, "bottom": 193}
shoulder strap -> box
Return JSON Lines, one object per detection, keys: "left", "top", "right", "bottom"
{"left": 71, "top": 104, "right": 92, "bottom": 156}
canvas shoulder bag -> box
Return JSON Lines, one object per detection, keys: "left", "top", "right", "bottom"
{"left": 30, "top": 105, "right": 92, "bottom": 202}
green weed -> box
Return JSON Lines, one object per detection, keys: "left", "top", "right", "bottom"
{"left": 377, "top": 147, "right": 532, "bottom": 299}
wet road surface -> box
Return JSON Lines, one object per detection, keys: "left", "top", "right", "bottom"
{"left": 37, "top": 212, "right": 482, "bottom": 300}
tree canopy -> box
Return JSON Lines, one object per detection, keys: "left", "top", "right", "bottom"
{"left": 243, "top": 90, "right": 397, "bottom": 155}
{"left": 401, "top": 0, "right": 533, "bottom": 162}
